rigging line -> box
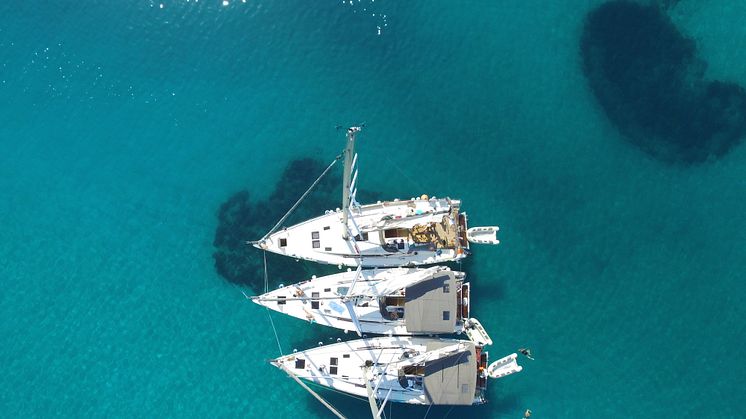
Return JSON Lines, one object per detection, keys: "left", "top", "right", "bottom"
{"left": 277, "top": 363, "right": 347, "bottom": 419}
{"left": 384, "top": 155, "right": 427, "bottom": 192}
{"left": 443, "top": 406, "right": 455, "bottom": 419}
{"left": 376, "top": 388, "right": 394, "bottom": 418}
{"left": 305, "top": 381, "right": 368, "bottom": 402}
{"left": 422, "top": 404, "right": 433, "bottom": 419}
{"left": 257, "top": 155, "right": 341, "bottom": 243}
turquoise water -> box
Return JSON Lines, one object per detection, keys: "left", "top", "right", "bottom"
{"left": 1, "top": 1, "right": 744, "bottom": 417}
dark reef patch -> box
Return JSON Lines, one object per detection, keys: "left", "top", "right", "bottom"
{"left": 581, "top": 0, "right": 746, "bottom": 163}
{"left": 213, "top": 158, "right": 380, "bottom": 292}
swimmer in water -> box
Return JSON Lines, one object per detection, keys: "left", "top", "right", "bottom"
{"left": 518, "top": 348, "right": 535, "bottom": 360}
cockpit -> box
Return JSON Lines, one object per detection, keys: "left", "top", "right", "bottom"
{"left": 397, "top": 365, "right": 424, "bottom": 390}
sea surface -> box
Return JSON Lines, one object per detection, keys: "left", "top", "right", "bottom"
{"left": 1, "top": 1, "right": 744, "bottom": 418}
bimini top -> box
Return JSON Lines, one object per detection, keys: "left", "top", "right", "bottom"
{"left": 422, "top": 340, "right": 477, "bottom": 405}
{"left": 405, "top": 272, "right": 458, "bottom": 334}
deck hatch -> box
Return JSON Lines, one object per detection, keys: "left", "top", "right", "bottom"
{"left": 312, "top": 240, "right": 320, "bottom": 248}
{"left": 279, "top": 238, "right": 287, "bottom": 247}
{"left": 311, "top": 292, "right": 320, "bottom": 309}
{"left": 295, "top": 359, "right": 305, "bottom": 369}
{"left": 384, "top": 228, "right": 408, "bottom": 238}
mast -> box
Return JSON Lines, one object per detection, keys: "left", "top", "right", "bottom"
{"left": 342, "top": 126, "right": 361, "bottom": 239}
{"left": 363, "top": 365, "right": 381, "bottom": 418}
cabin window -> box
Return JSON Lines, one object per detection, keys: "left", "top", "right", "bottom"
{"left": 279, "top": 238, "right": 287, "bottom": 247}
{"left": 443, "top": 311, "right": 450, "bottom": 321}
{"left": 329, "top": 366, "right": 338, "bottom": 375}
{"left": 342, "top": 354, "right": 350, "bottom": 359}
{"left": 323, "top": 226, "right": 330, "bottom": 231}
{"left": 295, "top": 359, "right": 305, "bottom": 369}
{"left": 330, "top": 357, "right": 338, "bottom": 366}
{"left": 277, "top": 296, "right": 286, "bottom": 305}
{"left": 324, "top": 288, "right": 331, "bottom": 292}
{"left": 311, "top": 292, "right": 320, "bottom": 309}
{"left": 461, "top": 384, "right": 469, "bottom": 394}
{"left": 312, "top": 240, "right": 320, "bottom": 249}
{"left": 325, "top": 247, "right": 332, "bottom": 251}
{"left": 312, "top": 231, "right": 320, "bottom": 239}
{"left": 443, "top": 284, "right": 450, "bottom": 293}
{"left": 354, "top": 232, "right": 369, "bottom": 241}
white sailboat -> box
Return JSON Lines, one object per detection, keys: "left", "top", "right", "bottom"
{"left": 249, "top": 126, "right": 523, "bottom": 417}
{"left": 272, "top": 336, "right": 522, "bottom": 407}
{"left": 253, "top": 126, "right": 500, "bottom": 268}
{"left": 252, "top": 265, "right": 493, "bottom": 345}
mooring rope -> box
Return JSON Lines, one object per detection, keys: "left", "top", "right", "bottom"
{"left": 260, "top": 254, "right": 346, "bottom": 419}
{"left": 262, "top": 250, "right": 284, "bottom": 356}
{"left": 263, "top": 251, "right": 269, "bottom": 294}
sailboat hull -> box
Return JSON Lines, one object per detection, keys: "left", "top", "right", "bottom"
{"left": 257, "top": 198, "right": 471, "bottom": 267}
{"left": 252, "top": 266, "right": 473, "bottom": 336}
{"left": 272, "top": 336, "right": 497, "bottom": 406}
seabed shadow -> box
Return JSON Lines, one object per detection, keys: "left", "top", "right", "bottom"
{"left": 581, "top": 0, "right": 746, "bottom": 164}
